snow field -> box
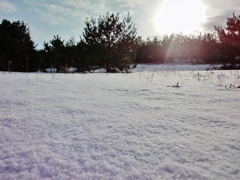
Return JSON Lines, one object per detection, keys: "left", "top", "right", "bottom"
{"left": 0, "top": 65, "right": 240, "bottom": 179}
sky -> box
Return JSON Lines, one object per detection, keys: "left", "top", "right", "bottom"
{"left": 0, "top": 0, "right": 240, "bottom": 49}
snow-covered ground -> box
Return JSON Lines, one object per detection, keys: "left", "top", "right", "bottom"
{"left": 0, "top": 64, "right": 240, "bottom": 179}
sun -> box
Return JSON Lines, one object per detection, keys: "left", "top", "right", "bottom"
{"left": 154, "top": 0, "right": 206, "bottom": 35}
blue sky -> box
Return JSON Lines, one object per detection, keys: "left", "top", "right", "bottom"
{"left": 1, "top": 0, "right": 239, "bottom": 49}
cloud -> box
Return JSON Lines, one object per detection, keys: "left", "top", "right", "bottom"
{"left": 0, "top": 0, "right": 17, "bottom": 13}
{"left": 114, "top": 0, "right": 144, "bottom": 8}
{"left": 201, "top": 13, "right": 237, "bottom": 33}
{"left": 200, "top": 0, "right": 240, "bottom": 33}
{"left": 61, "top": 0, "right": 107, "bottom": 13}
{"left": 202, "top": 0, "right": 240, "bottom": 17}
{"left": 22, "top": 0, "right": 110, "bottom": 26}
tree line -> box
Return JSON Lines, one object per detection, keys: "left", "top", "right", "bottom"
{"left": 0, "top": 12, "right": 240, "bottom": 72}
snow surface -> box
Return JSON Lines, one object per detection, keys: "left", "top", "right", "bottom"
{"left": 0, "top": 64, "right": 240, "bottom": 179}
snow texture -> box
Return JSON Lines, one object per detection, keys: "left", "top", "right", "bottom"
{"left": 0, "top": 64, "right": 240, "bottom": 179}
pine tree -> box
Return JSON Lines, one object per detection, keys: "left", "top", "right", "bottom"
{"left": 43, "top": 35, "right": 65, "bottom": 71}
{"left": 0, "top": 19, "right": 36, "bottom": 71}
{"left": 81, "top": 12, "right": 139, "bottom": 72}
{"left": 214, "top": 14, "right": 240, "bottom": 68}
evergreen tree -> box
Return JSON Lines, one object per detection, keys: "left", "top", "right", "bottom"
{"left": 81, "top": 12, "right": 139, "bottom": 72}
{"left": 214, "top": 13, "right": 240, "bottom": 68}
{"left": 76, "top": 39, "right": 89, "bottom": 72}
{"left": 43, "top": 35, "right": 65, "bottom": 71}
{"left": 0, "top": 19, "right": 36, "bottom": 71}
{"left": 65, "top": 36, "right": 78, "bottom": 71}
{"left": 136, "top": 33, "right": 218, "bottom": 64}
{"left": 197, "top": 33, "right": 218, "bottom": 63}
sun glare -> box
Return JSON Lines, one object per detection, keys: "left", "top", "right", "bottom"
{"left": 154, "top": 0, "right": 206, "bottom": 35}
